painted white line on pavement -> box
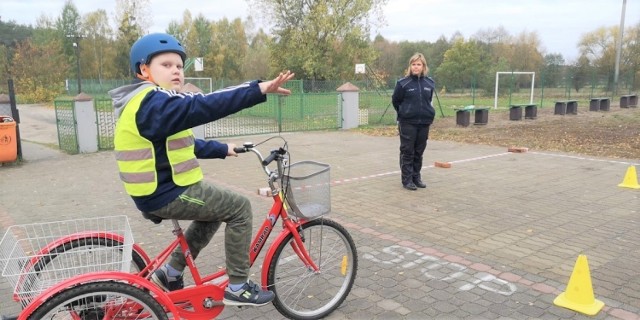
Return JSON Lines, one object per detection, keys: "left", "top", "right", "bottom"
{"left": 331, "top": 151, "right": 639, "bottom": 186}
{"left": 330, "top": 152, "right": 511, "bottom": 186}
{"left": 530, "top": 151, "right": 640, "bottom": 166}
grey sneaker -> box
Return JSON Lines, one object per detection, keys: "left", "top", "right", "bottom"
{"left": 151, "top": 265, "right": 184, "bottom": 291}
{"left": 223, "top": 281, "right": 275, "bottom": 306}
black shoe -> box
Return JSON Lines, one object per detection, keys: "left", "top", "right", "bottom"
{"left": 223, "top": 280, "right": 275, "bottom": 306}
{"left": 151, "top": 265, "right": 184, "bottom": 291}
{"left": 414, "top": 180, "right": 427, "bottom": 188}
{"left": 403, "top": 182, "right": 417, "bottom": 191}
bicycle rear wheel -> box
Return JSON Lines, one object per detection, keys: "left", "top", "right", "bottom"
{"left": 26, "top": 281, "right": 168, "bottom": 320}
{"left": 19, "top": 237, "right": 148, "bottom": 300}
{"left": 267, "top": 218, "right": 357, "bottom": 320}
{"left": 33, "top": 237, "right": 148, "bottom": 273}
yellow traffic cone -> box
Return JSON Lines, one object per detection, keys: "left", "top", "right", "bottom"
{"left": 618, "top": 165, "right": 640, "bottom": 189}
{"left": 553, "top": 255, "right": 604, "bottom": 315}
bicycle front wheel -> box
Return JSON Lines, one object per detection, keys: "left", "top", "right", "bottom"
{"left": 26, "top": 281, "right": 168, "bottom": 320}
{"left": 267, "top": 218, "right": 358, "bottom": 320}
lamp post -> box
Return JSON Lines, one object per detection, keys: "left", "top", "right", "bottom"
{"left": 73, "top": 41, "right": 81, "bottom": 94}
{"left": 66, "top": 34, "right": 83, "bottom": 94}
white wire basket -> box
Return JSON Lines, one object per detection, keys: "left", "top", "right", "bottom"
{"left": 283, "top": 161, "right": 331, "bottom": 219}
{"left": 0, "top": 216, "right": 134, "bottom": 306}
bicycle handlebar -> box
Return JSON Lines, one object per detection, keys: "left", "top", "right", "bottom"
{"left": 261, "top": 149, "right": 281, "bottom": 166}
{"left": 233, "top": 142, "right": 287, "bottom": 178}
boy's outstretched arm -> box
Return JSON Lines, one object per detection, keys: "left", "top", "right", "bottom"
{"left": 259, "top": 71, "right": 295, "bottom": 95}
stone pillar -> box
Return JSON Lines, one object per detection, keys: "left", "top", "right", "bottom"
{"left": 74, "top": 93, "right": 98, "bottom": 153}
{"left": 337, "top": 82, "right": 360, "bottom": 129}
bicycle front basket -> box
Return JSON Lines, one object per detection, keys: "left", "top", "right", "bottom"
{"left": 283, "top": 161, "right": 331, "bottom": 219}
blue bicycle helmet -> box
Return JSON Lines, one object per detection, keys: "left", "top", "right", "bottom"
{"left": 130, "top": 33, "right": 187, "bottom": 75}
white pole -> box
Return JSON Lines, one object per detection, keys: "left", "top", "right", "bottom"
{"left": 494, "top": 73, "right": 499, "bottom": 109}
{"left": 530, "top": 72, "right": 535, "bottom": 104}
{"left": 614, "top": 0, "right": 626, "bottom": 94}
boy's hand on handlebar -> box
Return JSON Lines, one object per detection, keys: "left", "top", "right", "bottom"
{"left": 227, "top": 143, "right": 238, "bottom": 157}
{"left": 259, "top": 71, "right": 295, "bottom": 95}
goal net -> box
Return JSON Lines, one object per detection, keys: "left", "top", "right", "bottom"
{"left": 494, "top": 72, "right": 535, "bottom": 109}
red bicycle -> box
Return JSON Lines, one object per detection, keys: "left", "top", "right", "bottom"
{"left": 1, "top": 136, "right": 358, "bottom": 320}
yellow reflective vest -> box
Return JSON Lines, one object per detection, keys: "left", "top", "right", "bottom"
{"left": 114, "top": 87, "right": 203, "bottom": 196}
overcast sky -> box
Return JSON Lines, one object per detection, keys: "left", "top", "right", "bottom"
{"left": 1, "top": 0, "right": 638, "bottom": 61}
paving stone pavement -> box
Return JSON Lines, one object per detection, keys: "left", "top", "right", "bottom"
{"left": 0, "top": 105, "right": 639, "bottom": 319}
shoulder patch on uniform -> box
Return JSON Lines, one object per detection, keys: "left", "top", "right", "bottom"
{"left": 398, "top": 77, "right": 412, "bottom": 88}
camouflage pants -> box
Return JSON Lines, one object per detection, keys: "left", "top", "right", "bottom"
{"left": 148, "top": 181, "right": 252, "bottom": 284}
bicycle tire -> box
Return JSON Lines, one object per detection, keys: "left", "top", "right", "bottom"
{"left": 267, "top": 218, "right": 358, "bottom": 320}
{"left": 20, "top": 237, "right": 148, "bottom": 298}
{"left": 26, "top": 281, "right": 168, "bottom": 320}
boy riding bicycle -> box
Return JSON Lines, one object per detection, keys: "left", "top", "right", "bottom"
{"left": 109, "top": 33, "right": 294, "bottom": 306}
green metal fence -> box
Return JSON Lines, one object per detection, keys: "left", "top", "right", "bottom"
{"left": 95, "top": 98, "right": 116, "bottom": 150}
{"left": 55, "top": 72, "right": 638, "bottom": 153}
{"left": 57, "top": 87, "right": 351, "bottom": 152}
{"left": 88, "top": 91, "right": 345, "bottom": 147}
{"left": 53, "top": 99, "right": 78, "bottom": 154}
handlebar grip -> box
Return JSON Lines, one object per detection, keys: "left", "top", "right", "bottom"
{"left": 261, "top": 151, "right": 278, "bottom": 166}
{"left": 233, "top": 147, "right": 247, "bottom": 154}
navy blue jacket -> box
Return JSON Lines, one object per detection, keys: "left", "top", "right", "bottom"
{"left": 391, "top": 75, "right": 436, "bottom": 125}
{"left": 109, "top": 80, "right": 266, "bottom": 212}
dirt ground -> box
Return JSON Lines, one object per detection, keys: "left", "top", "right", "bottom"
{"left": 359, "top": 105, "right": 640, "bottom": 160}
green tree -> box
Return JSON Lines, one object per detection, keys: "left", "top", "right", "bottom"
{"left": 31, "top": 15, "right": 58, "bottom": 47}
{"left": 55, "top": 0, "right": 81, "bottom": 59}
{"left": 0, "top": 18, "right": 33, "bottom": 86}
{"left": 206, "top": 18, "right": 248, "bottom": 81}
{"left": 11, "top": 39, "right": 68, "bottom": 102}
{"left": 424, "top": 36, "right": 451, "bottom": 77}
{"left": 435, "top": 39, "right": 484, "bottom": 92}
{"left": 0, "top": 18, "right": 33, "bottom": 47}
{"left": 542, "top": 53, "right": 565, "bottom": 88}
{"left": 81, "top": 10, "right": 115, "bottom": 81}
{"left": 485, "top": 56, "right": 511, "bottom": 97}
{"left": 371, "top": 34, "right": 401, "bottom": 85}
{"left": 623, "top": 22, "right": 640, "bottom": 90}
{"left": 578, "top": 26, "right": 619, "bottom": 90}
{"left": 113, "top": 0, "right": 149, "bottom": 78}
{"left": 472, "top": 26, "right": 513, "bottom": 75}
{"left": 166, "top": 11, "right": 191, "bottom": 45}
{"left": 243, "top": 28, "right": 272, "bottom": 80}
{"left": 250, "top": 0, "right": 388, "bottom": 80}
{"left": 54, "top": 0, "right": 83, "bottom": 90}
{"left": 188, "top": 15, "right": 213, "bottom": 59}
{"left": 510, "top": 31, "right": 544, "bottom": 74}
{"left": 570, "top": 55, "right": 590, "bottom": 92}
{"left": 166, "top": 10, "right": 213, "bottom": 77}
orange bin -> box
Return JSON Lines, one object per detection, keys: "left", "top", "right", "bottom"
{"left": 0, "top": 115, "right": 17, "bottom": 162}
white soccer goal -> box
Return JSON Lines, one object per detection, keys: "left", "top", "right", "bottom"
{"left": 494, "top": 72, "right": 535, "bottom": 109}
{"left": 185, "top": 77, "right": 213, "bottom": 93}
